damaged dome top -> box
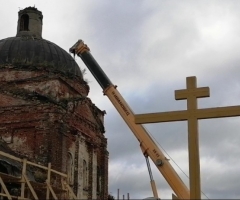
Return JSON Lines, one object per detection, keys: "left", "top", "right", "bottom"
{"left": 0, "top": 7, "right": 82, "bottom": 77}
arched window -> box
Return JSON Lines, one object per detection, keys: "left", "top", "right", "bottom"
{"left": 83, "top": 160, "right": 88, "bottom": 189}
{"left": 97, "top": 166, "right": 101, "bottom": 193}
{"left": 20, "top": 14, "right": 29, "bottom": 31}
{"left": 67, "top": 152, "right": 74, "bottom": 185}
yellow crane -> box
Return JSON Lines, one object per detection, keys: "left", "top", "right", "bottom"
{"left": 70, "top": 40, "right": 190, "bottom": 199}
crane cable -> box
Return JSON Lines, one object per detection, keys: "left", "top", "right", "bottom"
{"left": 146, "top": 127, "right": 210, "bottom": 200}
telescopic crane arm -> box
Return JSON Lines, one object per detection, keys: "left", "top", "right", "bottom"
{"left": 70, "top": 40, "right": 190, "bottom": 199}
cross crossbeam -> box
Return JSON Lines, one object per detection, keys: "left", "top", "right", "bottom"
{"left": 135, "top": 105, "right": 240, "bottom": 123}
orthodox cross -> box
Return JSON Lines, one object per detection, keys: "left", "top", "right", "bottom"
{"left": 135, "top": 76, "right": 240, "bottom": 199}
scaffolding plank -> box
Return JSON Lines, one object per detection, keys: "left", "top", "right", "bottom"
{"left": 23, "top": 174, "right": 38, "bottom": 200}
{"left": 65, "top": 184, "right": 77, "bottom": 199}
{"left": 21, "top": 158, "right": 27, "bottom": 199}
{"left": 0, "top": 176, "right": 12, "bottom": 200}
{"left": 46, "top": 181, "right": 58, "bottom": 200}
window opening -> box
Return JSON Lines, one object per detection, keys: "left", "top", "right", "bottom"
{"left": 67, "top": 152, "right": 74, "bottom": 185}
{"left": 97, "top": 166, "right": 101, "bottom": 193}
{"left": 83, "top": 160, "right": 88, "bottom": 190}
{"left": 20, "top": 14, "right": 29, "bottom": 31}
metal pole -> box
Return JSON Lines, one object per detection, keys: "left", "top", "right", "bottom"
{"left": 145, "top": 156, "right": 159, "bottom": 199}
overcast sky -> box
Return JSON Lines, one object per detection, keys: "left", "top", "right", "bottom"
{"left": 1, "top": 1, "right": 240, "bottom": 199}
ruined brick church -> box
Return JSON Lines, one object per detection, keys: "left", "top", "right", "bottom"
{"left": 0, "top": 7, "right": 108, "bottom": 199}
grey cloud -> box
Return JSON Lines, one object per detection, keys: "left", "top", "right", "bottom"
{"left": 1, "top": 1, "right": 240, "bottom": 199}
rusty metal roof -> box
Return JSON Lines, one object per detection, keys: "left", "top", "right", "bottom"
{"left": 0, "top": 36, "right": 82, "bottom": 77}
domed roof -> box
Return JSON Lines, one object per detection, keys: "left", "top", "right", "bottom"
{"left": 0, "top": 36, "right": 82, "bottom": 77}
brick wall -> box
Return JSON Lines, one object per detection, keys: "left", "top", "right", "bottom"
{"left": 0, "top": 65, "right": 108, "bottom": 198}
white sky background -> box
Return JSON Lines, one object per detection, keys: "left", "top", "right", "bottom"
{"left": 1, "top": 1, "right": 240, "bottom": 199}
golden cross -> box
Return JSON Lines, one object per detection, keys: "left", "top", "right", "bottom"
{"left": 135, "top": 76, "right": 240, "bottom": 199}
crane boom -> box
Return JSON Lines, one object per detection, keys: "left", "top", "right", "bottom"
{"left": 70, "top": 40, "right": 190, "bottom": 199}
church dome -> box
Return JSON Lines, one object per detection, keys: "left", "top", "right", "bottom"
{"left": 0, "top": 7, "right": 82, "bottom": 77}
{"left": 0, "top": 37, "right": 82, "bottom": 76}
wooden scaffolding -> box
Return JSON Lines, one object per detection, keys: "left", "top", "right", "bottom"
{"left": 0, "top": 151, "right": 77, "bottom": 200}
